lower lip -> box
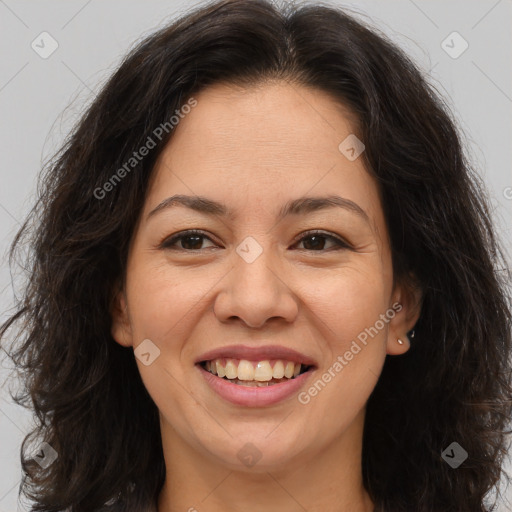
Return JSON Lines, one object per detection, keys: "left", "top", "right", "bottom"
{"left": 197, "top": 364, "right": 315, "bottom": 407}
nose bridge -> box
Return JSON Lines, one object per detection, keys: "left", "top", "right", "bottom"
{"left": 214, "top": 234, "right": 298, "bottom": 327}
{"left": 233, "top": 235, "right": 281, "bottom": 298}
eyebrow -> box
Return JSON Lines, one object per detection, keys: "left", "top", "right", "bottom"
{"left": 146, "top": 194, "right": 370, "bottom": 223}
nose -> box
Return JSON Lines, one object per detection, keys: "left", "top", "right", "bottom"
{"left": 213, "top": 239, "right": 299, "bottom": 329}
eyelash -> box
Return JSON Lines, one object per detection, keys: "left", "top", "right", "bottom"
{"left": 159, "top": 229, "right": 352, "bottom": 252}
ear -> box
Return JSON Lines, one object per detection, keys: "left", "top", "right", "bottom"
{"left": 386, "top": 273, "right": 422, "bottom": 356}
{"left": 110, "top": 281, "right": 133, "bottom": 348}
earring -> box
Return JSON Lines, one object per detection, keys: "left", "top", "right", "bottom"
{"left": 397, "top": 338, "right": 404, "bottom": 345}
{"left": 410, "top": 329, "right": 415, "bottom": 339}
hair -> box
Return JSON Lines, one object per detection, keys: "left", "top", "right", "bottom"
{"left": 1, "top": 0, "right": 511, "bottom": 510}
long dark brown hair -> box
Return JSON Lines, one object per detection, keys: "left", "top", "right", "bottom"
{"left": 1, "top": 1, "right": 511, "bottom": 510}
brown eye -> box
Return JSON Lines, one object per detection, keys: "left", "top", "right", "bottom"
{"left": 293, "top": 231, "right": 351, "bottom": 251}
{"left": 159, "top": 229, "right": 350, "bottom": 252}
{"left": 160, "top": 230, "right": 217, "bottom": 251}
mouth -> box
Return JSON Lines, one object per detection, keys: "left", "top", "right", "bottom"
{"left": 194, "top": 345, "right": 318, "bottom": 406}
{"left": 198, "top": 358, "right": 315, "bottom": 387}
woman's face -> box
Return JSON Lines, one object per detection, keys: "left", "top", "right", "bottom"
{"left": 112, "top": 81, "right": 418, "bottom": 472}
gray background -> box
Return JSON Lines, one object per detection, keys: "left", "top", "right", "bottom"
{"left": 1, "top": 0, "right": 511, "bottom": 510}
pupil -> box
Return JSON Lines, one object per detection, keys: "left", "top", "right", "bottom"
{"left": 304, "top": 235, "right": 324, "bottom": 250}
{"left": 182, "top": 235, "right": 202, "bottom": 250}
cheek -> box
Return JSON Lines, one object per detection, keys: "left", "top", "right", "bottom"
{"left": 127, "top": 261, "right": 212, "bottom": 339}
{"left": 304, "top": 264, "right": 390, "bottom": 347}
{"left": 125, "top": 262, "right": 202, "bottom": 418}
{"left": 128, "top": 251, "right": 391, "bottom": 350}
{"left": 296, "top": 270, "right": 389, "bottom": 426}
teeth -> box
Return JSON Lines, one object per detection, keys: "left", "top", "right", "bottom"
{"left": 216, "top": 361, "right": 226, "bottom": 378}
{"left": 237, "top": 360, "right": 255, "bottom": 381}
{"left": 203, "top": 358, "right": 306, "bottom": 382}
{"left": 224, "top": 360, "right": 238, "bottom": 379}
{"left": 272, "top": 360, "right": 285, "bottom": 379}
{"left": 232, "top": 379, "right": 285, "bottom": 387}
{"left": 284, "top": 362, "right": 295, "bottom": 379}
{"left": 236, "top": 380, "right": 269, "bottom": 387}
{"left": 254, "top": 361, "right": 273, "bottom": 381}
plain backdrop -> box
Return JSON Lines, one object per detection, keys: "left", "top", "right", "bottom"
{"left": 1, "top": 0, "right": 511, "bottom": 510}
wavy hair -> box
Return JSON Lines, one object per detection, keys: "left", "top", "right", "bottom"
{"left": 1, "top": 1, "right": 511, "bottom": 511}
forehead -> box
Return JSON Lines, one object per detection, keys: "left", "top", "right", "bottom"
{"left": 164, "top": 80, "right": 361, "bottom": 158}
{"left": 145, "top": 81, "right": 382, "bottom": 231}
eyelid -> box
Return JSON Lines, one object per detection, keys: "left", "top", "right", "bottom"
{"left": 158, "top": 228, "right": 353, "bottom": 251}
{"left": 291, "top": 229, "right": 352, "bottom": 250}
{"left": 158, "top": 229, "right": 215, "bottom": 250}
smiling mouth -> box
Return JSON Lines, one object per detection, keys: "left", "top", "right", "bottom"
{"left": 199, "top": 358, "right": 314, "bottom": 387}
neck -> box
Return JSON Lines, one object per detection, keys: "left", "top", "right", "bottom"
{"left": 157, "top": 409, "right": 374, "bottom": 512}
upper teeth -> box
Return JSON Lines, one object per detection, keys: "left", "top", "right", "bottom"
{"left": 205, "top": 358, "right": 303, "bottom": 381}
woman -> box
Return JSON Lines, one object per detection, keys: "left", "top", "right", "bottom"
{"left": 1, "top": 0, "right": 511, "bottom": 511}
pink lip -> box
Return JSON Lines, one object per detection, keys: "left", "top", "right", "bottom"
{"left": 195, "top": 344, "right": 318, "bottom": 367}
{"left": 197, "top": 364, "right": 316, "bottom": 407}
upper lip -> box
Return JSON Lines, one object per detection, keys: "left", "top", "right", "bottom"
{"left": 195, "top": 344, "right": 318, "bottom": 367}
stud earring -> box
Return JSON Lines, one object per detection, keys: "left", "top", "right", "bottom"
{"left": 397, "top": 338, "right": 404, "bottom": 345}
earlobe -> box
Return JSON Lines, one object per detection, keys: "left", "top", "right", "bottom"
{"left": 387, "top": 333, "right": 412, "bottom": 355}
{"left": 110, "top": 287, "right": 133, "bottom": 348}
{"left": 386, "top": 274, "right": 423, "bottom": 356}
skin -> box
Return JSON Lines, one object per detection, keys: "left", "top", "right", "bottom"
{"left": 111, "top": 80, "right": 422, "bottom": 512}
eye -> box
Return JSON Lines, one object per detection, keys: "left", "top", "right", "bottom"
{"left": 159, "top": 230, "right": 217, "bottom": 251}
{"left": 159, "top": 229, "right": 351, "bottom": 252}
{"left": 292, "top": 230, "right": 351, "bottom": 251}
